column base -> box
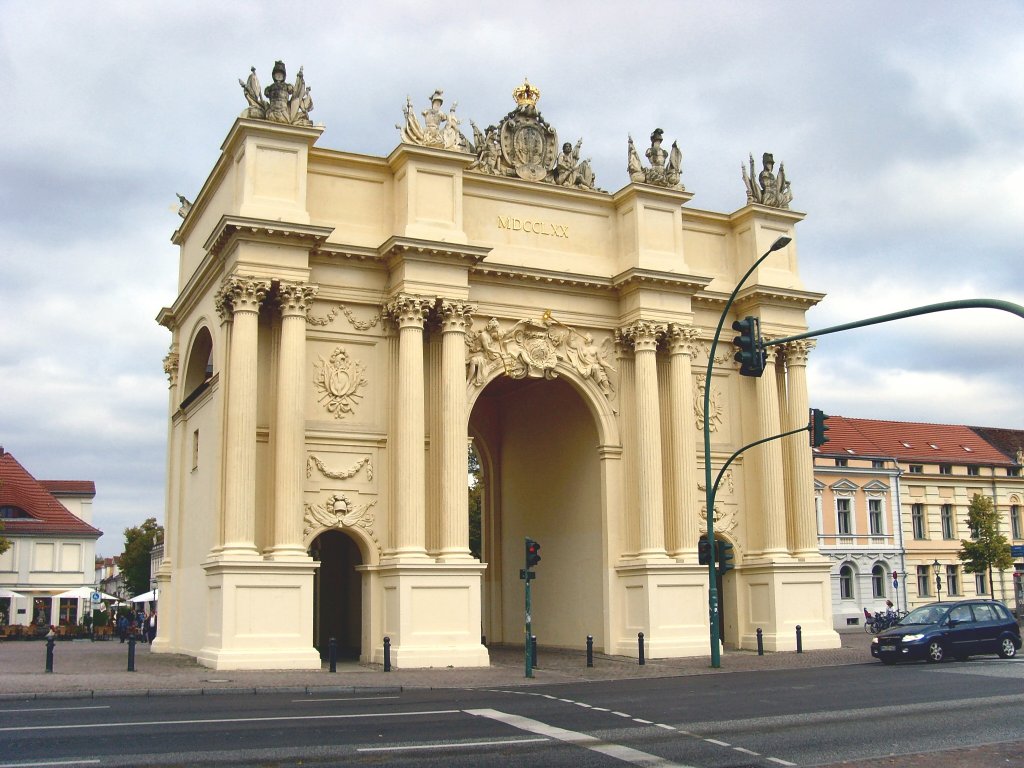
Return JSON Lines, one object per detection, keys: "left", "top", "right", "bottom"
{"left": 614, "top": 561, "right": 710, "bottom": 658}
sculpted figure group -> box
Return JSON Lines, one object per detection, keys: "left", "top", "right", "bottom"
{"left": 239, "top": 61, "right": 314, "bottom": 126}
{"left": 628, "top": 128, "right": 684, "bottom": 190}
{"left": 742, "top": 152, "right": 793, "bottom": 209}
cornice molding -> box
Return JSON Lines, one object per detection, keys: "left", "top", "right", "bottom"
{"left": 377, "top": 236, "right": 491, "bottom": 266}
{"left": 203, "top": 215, "right": 335, "bottom": 261}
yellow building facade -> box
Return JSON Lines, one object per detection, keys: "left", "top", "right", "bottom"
{"left": 155, "top": 66, "right": 839, "bottom": 670}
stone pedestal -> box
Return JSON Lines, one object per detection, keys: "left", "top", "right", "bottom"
{"left": 614, "top": 562, "right": 710, "bottom": 658}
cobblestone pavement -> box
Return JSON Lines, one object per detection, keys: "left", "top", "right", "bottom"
{"left": 817, "top": 740, "right": 1024, "bottom": 767}
{"left": 0, "top": 630, "right": 874, "bottom": 698}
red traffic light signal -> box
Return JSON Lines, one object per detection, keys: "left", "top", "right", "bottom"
{"left": 525, "top": 538, "right": 541, "bottom": 568}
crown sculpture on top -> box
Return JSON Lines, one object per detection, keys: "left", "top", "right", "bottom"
{"left": 239, "top": 61, "right": 314, "bottom": 127}
{"left": 742, "top": 152, "right": 793, "bottom": 209}
{"left": 398, "top": 79, "right": 599, "bottom": 191}
{"left": 628, "top": 129, "right": 684, "bottom": 190}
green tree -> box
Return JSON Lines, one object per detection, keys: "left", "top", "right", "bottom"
{"left": 120, "top": 517, "right": 164, "bottom": 596}
{"left": 958, "top": 494, "right": 1013, "bottom": 593}
{"left": 0, "top": 519, "right": 10, "bottom": 557}
{"left": 468, "top": 446, "right": 482, "bottom": 560}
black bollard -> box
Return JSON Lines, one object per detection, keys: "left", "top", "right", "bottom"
{"left": 328, "top": 637, "right": 337, "bottom": 673}
{"left": 638, "top": 632, "right": 645, "bottom": 665}
{"left": 45, "top": 632, "right": 55, "bottom": 673}
{"left": 756, "top": 627, "right": 764, "bottom": 656}
{"left": 127, "top": 634, "right": 136, "bottom": 672}
{"left": 586, "top": 635, "right": 594, "bottom": 668}
{"left": 383, "top": 636, "right": 391, "bottom": 672}
{"left": 796, "top": 624, "right": 803, "bottom": 654}
{"left": 531, "top": 635, "right": 537, "bottom": 669}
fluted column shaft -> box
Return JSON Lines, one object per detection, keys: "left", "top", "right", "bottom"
{"left": 784, "top": 340, "right": 818, "bottom": 555}
{"left": 667, "top": 325, "right": 700, "bottom": 557}
{"left": 161, "top": 348, "right": 179, "bottom": 571}
{"left": 755, "top": 346, "right": 788, "bottom": 555}
{"left": 389, "top": 295, "right": 432, "bottom": 558}
{"left": 218, "top": 276, "right": 269, "bottom": 557}
{"left": 437, "top": 301, "right": 475, "bottom": 560}
{"left": 269, "top": 282, "right": 317, "bottom": 558}
{"left": 626, "top": 322, "right": 667, "bottom": 558}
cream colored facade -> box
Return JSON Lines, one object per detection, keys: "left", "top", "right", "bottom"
{"left": 155, "top": 79, "right": 840, "bottom": 670}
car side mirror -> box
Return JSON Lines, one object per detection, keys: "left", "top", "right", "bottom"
{"left": 947, "top": 619, "right": 960, "bottom": 628}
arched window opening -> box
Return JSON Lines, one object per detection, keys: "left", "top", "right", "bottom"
{"left": 839, "top": 565, "right": 854, "bottom": 600}
{"left": 871, "top": 564, "right": 885, "bottom": 598}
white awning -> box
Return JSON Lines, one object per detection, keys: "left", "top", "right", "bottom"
{"left": 129, "top": 589, "right": 159, "bottom": 603}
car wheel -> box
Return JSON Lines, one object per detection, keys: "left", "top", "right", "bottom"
{"left": 998, "top": 637, "right": 1017, "bottom": 659}
{"left": 926, "top": 640, "right": 945, "bottom": 663}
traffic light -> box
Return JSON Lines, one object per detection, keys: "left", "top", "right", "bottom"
{"left": 717, "top": 541, "right": 735, "bottom": 575}
{"left": 525, "top": 538, "right": 541, "bottom": 568}
{"left": 698, "top": 537, "right": 711, "bottom": 566}
{"left": 732, "top": 316, "right": 767, "bottom": 377}
{"left": 810, "top": 408, "right": 830, "bottom": 447}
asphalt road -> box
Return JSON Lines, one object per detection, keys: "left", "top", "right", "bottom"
{"left": 1, "top": 656, "right": 1021, "bottom": 767}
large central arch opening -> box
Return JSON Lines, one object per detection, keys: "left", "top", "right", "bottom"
{"left": 470, "top": 374, "right": 605, "bottom": 649}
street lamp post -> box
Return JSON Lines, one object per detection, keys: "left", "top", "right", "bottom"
{"left": 703, "top": 235, "right": 792, "bottom": 668}
{"left": 933, "top": 559, "right": 942, "bottom": 603}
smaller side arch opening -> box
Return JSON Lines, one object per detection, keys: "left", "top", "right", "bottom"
{"left": 181, "top": 326, "right": 214, "bottom": 408}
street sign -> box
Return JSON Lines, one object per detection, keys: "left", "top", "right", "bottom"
{"left": 90, "top": 591, "right": 101, "bottom": 603}
{"left": 892, "top": 579, "right": 898, "bottom": 588}
{"left": 1010, "top": 545, "right": 1024, "bottom": 558}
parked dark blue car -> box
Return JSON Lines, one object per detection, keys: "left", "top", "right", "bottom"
{"left": 871, "top": 599, "right": 1021, "bottom": 664}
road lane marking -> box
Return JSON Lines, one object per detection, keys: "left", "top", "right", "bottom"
{"left": 466, "top": 708, "right": 696, "bottom": 767}
{"left": 290, "top": 696, "right": 400, "bottom": 703}
{"left": 358, "top": 737, "right": 549, "bottom": 752}
{"left": 767, "top": 758, "right": 798, "bottom": 766}
{"left": 0, "top": 706, "right": 109, "bottom": 714}
{"left": 734, "top": 747, "right": 761, "bottom": 756}
{"left": 0, "top": 762, "right": 101, "bottom": 767}
{"left": 705, "top": 738, "right": 730, "bottom": 747}
{"left": 0, "top": 709, "right": 460, "bottom": 733}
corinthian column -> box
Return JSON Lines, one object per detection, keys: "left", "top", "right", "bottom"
{"left": 387, "top": 294, "right": 433, "bottom": 559}
{"left": 267, "top": 281, "right": 318, "bottom": 560}
{"left": 666, "top": 324, "right": 701, "bottom": 558}
{"left": 755, "top": 345, "right": 788, "bottom": 556}
{"left": 217, "top": 275, "right": 269, "bottom": 558}
{"left": 783, "top": 340, "right": 818, "bottom": 555}
{"left": 160, "top": 347, "right": 180, "bottom": 572}
{"left": 436, "top": 300, "right": 476, "bottom": 561}
{"left": 623, "top": 321, "right": 667, "bottom": 558}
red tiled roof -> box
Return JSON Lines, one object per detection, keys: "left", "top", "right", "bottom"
{"left": 0, "top": 451, "right": 102, "bottom": 537}
{"left": 40, "top": 480, "right": 96, "bottom": 495}
{"left": 817, "top": 416, "right": 1013, "bottom": 466}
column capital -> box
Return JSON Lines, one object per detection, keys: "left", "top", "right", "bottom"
{"left": 277, "top": 281, "right": 318, "bottom": 318}
{"left": 781, "top": 338, "right": 816, "bottom": 367}
{"left": 619, "top": 320, "right": 666, "bottom": 352}
{"left": 163, "top": 346, "right": 180, "bottom": 387}
{"left": 216, "top": 275, "right": 270, "bottom": 320}
{"left": 666, "top": 324, "right": 701, "bottom": 356}
{"left": 436, "top": 299, "right": 477, "bottom": 333}
{"left": 385, "top": 294, "right": 433, "bottom": 329}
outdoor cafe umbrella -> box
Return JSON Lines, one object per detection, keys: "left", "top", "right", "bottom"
{"left": 53, "top": 587, "right": 120, "bottom": 601}
{"left": 129, "top": 589, "right": 159, "bottom": 603}
{"left": 0, "top": 588, "right": 26, "bottom": 600}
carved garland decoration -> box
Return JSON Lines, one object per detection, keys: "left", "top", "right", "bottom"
{"left": 306, "top": 303, "right": 382, "bottom": 331}
{"left": 313, "top": 347, "right": 368, "bottom": 418}
{"left": 303, "top": 493, "right": 380, "bottom": 551}
{"left": 306, "top": 455, "right": 374, "bottom": 482}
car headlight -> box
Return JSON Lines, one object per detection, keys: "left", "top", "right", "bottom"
{"left": 901, "top": 633, "right": 925, "bottom": 642}
{"left": 871, "top": 637, "right": 879, "bottom": 644}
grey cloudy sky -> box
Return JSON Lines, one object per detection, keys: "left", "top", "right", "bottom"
{"left": 2, "top": 1, "right": 1023, "bottom": 556}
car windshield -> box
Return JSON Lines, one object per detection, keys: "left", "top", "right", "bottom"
{"left": 898, "top": 605, "right": 947, "bottom": 626}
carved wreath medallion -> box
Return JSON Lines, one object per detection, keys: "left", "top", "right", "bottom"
{"left": 314, "top": 347, "right": 367, "bottom": 418}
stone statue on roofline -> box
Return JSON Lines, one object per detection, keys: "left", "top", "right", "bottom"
{"left": 742, "top": 152, "right": 793, "bottom": 209}
{"left": 238, "top": 61, "right": 314, "bottom": 126}
{"left": 627, "top": 129, "right": 683, "bottom": 190}
{"left": 397, "top": 90, "right": 471, "bottom": 152}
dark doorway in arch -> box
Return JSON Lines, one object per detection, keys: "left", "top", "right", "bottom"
{"left": 310, "top": 530, "right": 362, "bottom": 660}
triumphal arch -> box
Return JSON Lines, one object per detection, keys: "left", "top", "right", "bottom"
{"left": 155, "top": 63, "right": 839, "bottom": 670}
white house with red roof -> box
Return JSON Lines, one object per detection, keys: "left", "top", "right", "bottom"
{"left": 0, "top": 447, "right": 102, "bottom": 629}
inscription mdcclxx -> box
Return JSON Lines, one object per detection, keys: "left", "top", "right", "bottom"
{"left": 497, "top": 216, "right": 569, "bottom": 239}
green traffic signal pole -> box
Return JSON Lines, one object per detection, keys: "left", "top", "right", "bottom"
{"left": 703, "top": 235, "right": 792, "bottom": 668}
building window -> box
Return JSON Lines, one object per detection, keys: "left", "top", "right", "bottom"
{"left": 909, "top": 465, "right": 923, "bottom": 474}
{"left": 1009, "top": 468, "right": 1021, "bottom": 477}
{"left": 939, "top": 464, "right": 952, "bottom": 475}
{"left": 912, "top": 504, "right": 926, "bottom": 539}
{"left": 1011, "top": 505, "right": 1022, "bottom": 540}
{"left": 945, "top": 565, "right": 960, "bottom": 596}
{"left": 917, "top": 565, "right": 930, "bottom": 597}
{"left": 839, "top": 565, "right": 854, "bottom": 599}
{"left": 975, "top": 572, "right": 988, "bottom": 595}
{"left": 871, "top": 460, "right": 885, "bottom": 469}
{"left": 941, "top": 504, "right": 956, "bottom": 539}
{"left": 966, "top": 466, "right": 979, "bottom": 476}
{"left": 835, "top": 458, "right": 848, "bottom": 467}
{"left": 868, "top": 499, "right": 884, "bottom": 535}
{"left": 871, "top": 565, "right": 885, "bottom": 598}
{"left": 837, "top": 498, "right": 852, "bottom": 535}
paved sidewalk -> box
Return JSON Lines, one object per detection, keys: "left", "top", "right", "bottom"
{"left": 0, "top": 631, "right": 875, "bottom": 699}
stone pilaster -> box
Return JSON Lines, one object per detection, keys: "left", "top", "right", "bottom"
{"left": 783, "top": 340, "right": 818, "bottom": 556}
{"left": 386, "top": 294, "right": 433, "bottom": 560}
{"left": 217, "top": 275, "right": 270, "bottom": 558}
{"left": 436, "top": 300, "right": 476, "bottom": 561}
{"left": 666, "top": 324, "right": 701, "bottom": 558}
{"left": 621, "top": 321, "right": 667, "bottom": 558}
{"left": 267, "top": 281, "right": 318, "bottom": 560}
{"left": 755, "top": 345, "right": 788, "bottom": 557}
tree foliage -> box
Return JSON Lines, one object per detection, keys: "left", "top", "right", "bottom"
{"left": 468, "top": 446, "right": 482, "bottom": 560}
{"left": 958, "top": 494, "right": 1013, "bottom": 575}
{"left": 120, "top": 517, "right": 163, "bottom": 596}
{"left": 0, "top": 519, "right": 10, "bottom": 557}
